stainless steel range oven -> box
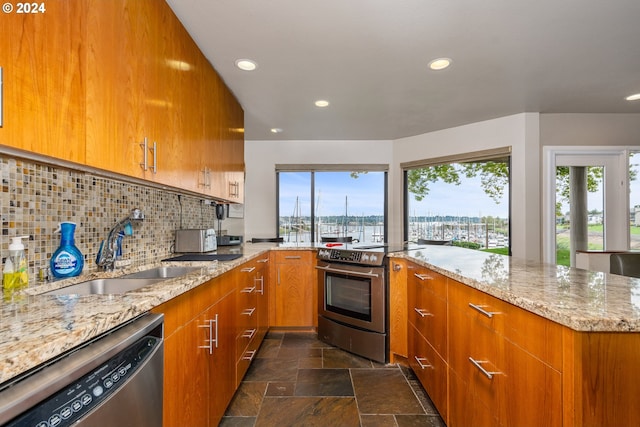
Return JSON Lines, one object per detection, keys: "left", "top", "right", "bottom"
{"left": 316, "top": 246, "right": 389, "bottom": 363}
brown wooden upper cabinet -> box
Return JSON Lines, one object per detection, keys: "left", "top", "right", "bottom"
{"left": 0, "top": 0, "right": 87, "bottom": 163}
{"left": 1, "top": 0, "right": 244, "bottom": 202}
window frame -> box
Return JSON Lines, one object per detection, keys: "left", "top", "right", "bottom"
{"left": 401, "top": 147, "right": 512, "bottom": 254}
{"left": 276, "top": 164, "right": 389, "bottom": 243}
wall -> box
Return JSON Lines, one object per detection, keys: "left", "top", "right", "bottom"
{"left": 0, "top": 153, "right": 236, "bottom": 283}
{"left": 540, "top": 114, "right": 640, "bottom": 147}
{"left": 392, "top": 113, "right": 541, "bottom": 260}
{"left": 244, "top": 140, "right": 393, "bottom": 241}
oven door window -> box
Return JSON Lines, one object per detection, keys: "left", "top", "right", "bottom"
{"left": 325, "top": 272, "right": 371, "bottom": 322}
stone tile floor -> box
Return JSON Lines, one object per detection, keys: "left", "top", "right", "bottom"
{"left": 220, "top": 331, "right": 446, "bottom": 427}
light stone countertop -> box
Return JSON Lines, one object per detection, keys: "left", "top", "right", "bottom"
{"left": 394, "top": 245, "right": 640, "bottom": 333}
{"left": 2, "top": 243, "right": 640, "bottom": 387}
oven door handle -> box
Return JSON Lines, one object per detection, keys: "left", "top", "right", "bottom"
{"left": 315, "top": 264, "right": 380, "bottom": 278}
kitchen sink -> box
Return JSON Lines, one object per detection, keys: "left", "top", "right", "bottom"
{"left": 42, "top": 278, "right": 164, "bottom": 296}
{"left": 119, "top": 266, "right": 201, "bottom": 279}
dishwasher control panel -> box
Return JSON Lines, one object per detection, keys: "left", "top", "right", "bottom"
{"left": 5, "top": 335, "right": 161, "bottom": 427}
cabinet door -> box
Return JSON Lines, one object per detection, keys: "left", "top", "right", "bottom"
{"left": 85, "top": 0, "right": 156, "bottom": 178}
{"left": 272, "top": 251, "right": 315, "bottom": 327}
{"left": 162, "top": 316, "right": 210, "bottom": 427}
{"left": 0, "top": 0, "right": 86, "bottom": 162}
{"left": 209, "top": 291, "right": 237, "bottom": 426}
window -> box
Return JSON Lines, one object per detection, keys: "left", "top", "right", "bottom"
{"left": 402, "top": 148, "right": 511, "bottom": 254}
{"left": 277, "top": 166, "right": 387, "bottom": 244}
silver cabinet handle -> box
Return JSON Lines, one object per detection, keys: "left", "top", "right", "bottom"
{"left": 139, "top": 137, "right": 148, "bottom": 171}
{"left": 199, "top": 167, "right": 211, "bottom": 188}
{"left": 414, "top": 273, "right": 433, "bottom": 281}
{"left": 242, "top": 350, "right": 257, "bottom": 361}
{"left": 257, "top": 258, "right": 269, "bottom": 263}
{"left": 414, "top": 308, "right": 433, "bottom": 318}
{"left": 241, "top": 267, "right": 256, "bottom": 273}
{"left": 242, "top": 328, "right": 257, "bottom": 339}
{"left": 468, "top": 303, "right": 500, "bottom": 318}
{"left": 241, "top": 307, "right": 256, "bottom": 316}
{"left": 254, "top": 276, "right": 264, "bottom": 295}
{"left": 414, "top": 356, "right": 432, "bottom": 370}
{"left": 150, "top": 141, "right": 157, "bottom": 173}
{"left": 198, "top": 314, "right": 219, "bottom": 354}
{"left": 468, "top": 357, "right": 501, "bottom": 379}
{"left": 241, "top": 286, "right": 256, "bottom": 294}
{"left": 285, "top": 256, "right": 301, "bottom": 259}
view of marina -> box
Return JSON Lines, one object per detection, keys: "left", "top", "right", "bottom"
{"left": 279, "top": 214, "right": 509, "bottom": 249}
{"left": 278, "top": 168, "right": 510, "bottom": 250}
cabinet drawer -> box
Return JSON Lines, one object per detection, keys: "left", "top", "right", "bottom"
{"left": 408, "top": 279, "right": 447, "bottom": 357}
{"left": 495, "top": 339, "right": 562, "bottom": 427}
{"left": 408, "top": 325, "right": 448, "bottom": 422}
{"left": 449, "top": 369, "right": 497, "bottom": 427}
{"left": 407, "top": 263, "right": 447, "bottom": 298}
{"left": 274, "top": 250, "right": 313, "bottom": 264}
{"left": 449, "top": 279, "right": 562, "bottom": 370}
{"left": 236, "top": 336, "right": 260, "bottom": 385}
{"left": 448, "top": 303, "right": 501, "bottom": 409}
{"left": 449, "top": 303, "right": 562, "bottom": 427}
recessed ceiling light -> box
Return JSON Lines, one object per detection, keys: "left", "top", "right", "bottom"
{"left": 270, "top": 128, "right": 283, "bottom": 133}
{"left": 235, "top": 59, "right": 257, "bottom": 71}
{"left": 626, "top": 93, "right": 640, "bottom": 101}
{"left": 315, "top": 100, "right": 330, "bottom": 107}
{"left": 429, "top": 57, "right": 452, "bottom": 71}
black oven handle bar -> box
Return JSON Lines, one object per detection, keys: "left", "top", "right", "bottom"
{"left": 315, "top": 265, "right": 380, "bottom": 278}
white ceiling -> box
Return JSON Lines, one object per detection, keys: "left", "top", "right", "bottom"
{"left": 166, "top": 0, "right": 640, "bottom": 141}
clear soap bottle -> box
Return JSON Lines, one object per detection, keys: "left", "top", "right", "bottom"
{"left": 3, "top": 235, "right": 29, "bottom": 301}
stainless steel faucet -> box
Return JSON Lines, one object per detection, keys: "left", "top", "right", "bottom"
{"left": 96, "top": 208, "right": 145, "bottom": 270}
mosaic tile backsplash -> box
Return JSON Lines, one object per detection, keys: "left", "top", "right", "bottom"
{"left": 0, "top": 155, "right": 235, "bottom": 283}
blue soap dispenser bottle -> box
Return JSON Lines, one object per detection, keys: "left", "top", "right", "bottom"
{"left": 50, "top": 222, "right": 84, "bottom": 278}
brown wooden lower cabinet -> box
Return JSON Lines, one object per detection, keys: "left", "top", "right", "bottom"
{"left": 402, "top": 259, "right": 640, "bottom": 427}
{"left": 153, "top": 255, "right": 271, "bottom": 427}
{"left": 270, "top": 250, "right": 316, "bottom": 328}
{"left": 152, "top": 274, "right": 237, "bottom": 427}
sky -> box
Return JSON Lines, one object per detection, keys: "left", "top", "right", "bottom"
{"left": 279, "top": 164, "right": 640, "bottom": 221}
{"left": 279, "top": 171, "right": 508, "bottom": 219}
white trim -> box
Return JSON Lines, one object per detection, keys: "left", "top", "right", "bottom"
{"left": 542, "top": 146, "right": 630, "bottom": 264}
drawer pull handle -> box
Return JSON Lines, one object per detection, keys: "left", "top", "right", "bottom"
{"left": 414, "top": 273, "right": 433, "bottom": 281}
{"left": 414, "top": 356, "right": 432, "bottom": 370}
{"left": 242, "top": 350, "right": 257, "bottom": 361}
{"left": 469, "top": 357, "right": 501, "bottom": 380}
{"left": 241, "top": 307, "right": 256, "bottom": 316}
{"left": 242, "top": 328, "right": 257, "bottom": 339}
{"left": 414, "top": 308, "right": 433, "bottom": 318}
{"left": 257, "top": 258, "right": 269, "bottom": 263}
{"left": 468, "top": 303, "right": 500, "bottom": 318}
{"left": 241, "top": 267, "right": 256, "bottom": 273}
{"left": 241, "top": 286, "right": 256, "bottom": 294}
{"left": 285, "top": 256, "right": 302, "bottom": 259}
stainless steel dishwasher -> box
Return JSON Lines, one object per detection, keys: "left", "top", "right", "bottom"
{"left": 0, "top": 313, "right": 164, "bottom": 427}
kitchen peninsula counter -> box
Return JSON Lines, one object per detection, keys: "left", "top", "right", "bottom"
{"left": 3, "top": 243, "right": 640, "bottom": 387}
{"left": 393, "top": 245, "right": 640, "bottom": 332}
